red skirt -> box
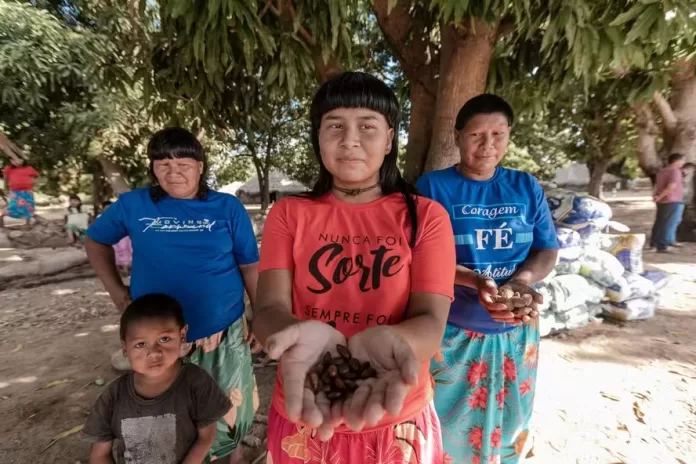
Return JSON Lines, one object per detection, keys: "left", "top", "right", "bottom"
{"left": 266, "top": 401, "right": 445, "bottom": 464}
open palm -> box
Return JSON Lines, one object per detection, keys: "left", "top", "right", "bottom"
{"left": 265, "top": 320, "right": 346, "bottom": 431}
{"left": 344, "top": 326, "right": 419, "bottom": 431}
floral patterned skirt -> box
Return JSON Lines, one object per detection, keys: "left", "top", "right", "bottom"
{"left": 183, "top": 318, "right": 259, "bottom": 462}
{"left": 266, "top": 402, "right": 444, "bottom": 464}
{"left": 5, "top": 189, "right": 35, "bottom": 220}
{"left": 431, "top": 323, "right": 539, "bottom": 464}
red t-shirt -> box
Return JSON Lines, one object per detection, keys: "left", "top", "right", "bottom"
{"left": 259, "top": 192, "right": 456, "bottom": 431}
{"left": 3, "top": 165, "right": 39, "bottom": 191}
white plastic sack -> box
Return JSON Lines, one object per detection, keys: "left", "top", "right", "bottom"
{"left": 579, "top": 249, "right": 625, "bottom": 287}
{"left": 545, "top": 275, "right": 605, "bottom": 313}
{"left": 641, "top": 270, "right": 670, "bottom": 290}
{"left": 555, "top": 261, "right": 581, "bottom": 275}
{"left": 600, "top": 233, "right": 646, "bottom": 274}
{"left": 556, "top": 226, "right": 583, "bottom": 262}
{"left": 603, "top": 297, "right": 658, "bottom": 321}
{"left": 554, "top": 304, "right": 590, "bottom": 329}
{"left": 539, "top": 311, "right": 555, "bottom": 338}
{"left": 605, "top": 272, "right": 655, "bottom": 303}
{"left": 546, "top": 189, "right": 613, "bottom": 236}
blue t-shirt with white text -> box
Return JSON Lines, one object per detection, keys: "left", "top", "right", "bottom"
{"left": 88, "top": 188, "right": 259, "bottom": 341}
{"left": 417, "top": 166, "right": 557, "bottom": 334}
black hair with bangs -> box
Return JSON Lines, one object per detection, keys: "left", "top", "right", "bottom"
{"left": 455, "top": 94, "right": 514, "bottom": 131}
{"left": 147, "top": 127, "right": 209, "bottom": 202}
{"left": 306, "top": 72, "right": 419, "bottom": 247}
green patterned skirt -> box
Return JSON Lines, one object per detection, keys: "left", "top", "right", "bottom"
{"left": 184, "top": 318, "right": 259, "bottom": 461}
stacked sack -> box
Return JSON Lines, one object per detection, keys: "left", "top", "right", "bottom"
{"left": 536, "top": 190, "right": 669, "bottom": 337}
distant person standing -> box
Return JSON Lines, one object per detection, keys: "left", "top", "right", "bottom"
{"left": 1, "top": 158, "right": 39, "bottom": 229}
{"left": 651, "top": 153, "right": 686, "bottom": 252}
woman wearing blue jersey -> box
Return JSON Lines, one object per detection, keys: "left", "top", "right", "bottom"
{"left": 86, "top": 128, "right": 259, "bottom": 463}
{"left": 416, "top": 95, "right": 558, "bottom": 464}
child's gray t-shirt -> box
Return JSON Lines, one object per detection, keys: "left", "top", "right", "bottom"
{"left": 83, "top": 363, "right": 231, "bottom": 463}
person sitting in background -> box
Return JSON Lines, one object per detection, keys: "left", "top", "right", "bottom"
{"left": 101, "top": 201, "right": 132, "bottom": 276}
{"left": 651, "top": 153, "right": 686, "bottom": 252}
{"left": 83, "top": 293, "right": 231, "bottom": 464}
{"left": 1, "top": 158, "right": 39, "bottom": 229}
{"left": 65, "top": 194, "right": 90, "bottom": 245}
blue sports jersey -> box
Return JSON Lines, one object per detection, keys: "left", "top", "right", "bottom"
{"left": 417, "top": 166, "right": 558, "bottom": 334}
{"left": 88, "top": 188, "right": 259, "bottom": 341}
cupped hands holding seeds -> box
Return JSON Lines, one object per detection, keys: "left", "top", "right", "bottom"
{"left": 264, "top": 321, "right": 419, "bottom": 441}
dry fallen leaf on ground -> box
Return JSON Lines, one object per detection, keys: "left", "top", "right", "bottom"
{"left": 39, "top": 379, "right": 73, "bottom": 390}
{"left": 600, "top": 392, "right": 621, "bottom": 402}
{"left": 41, "top": 424, "right": 84, "bottom": 453}
{"left": 633, "top": 402, "right": 646, "bottom": 424}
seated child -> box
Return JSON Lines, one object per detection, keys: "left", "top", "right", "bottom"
{"left": 83, "top": 294, "right": 232, "bottom": 464}
{"left": 101, "top": 201, "right": 132, "bottom": 276}
{"left": 66, "top": 194, "right": 90, "bottom": 245}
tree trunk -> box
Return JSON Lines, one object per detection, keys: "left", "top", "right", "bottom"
{"left": 425, "top": 21, "right": 497, "bottom": 172}
{"left": 98, "top": 157, "right": 131, "bottom": 195}
{"left": 404, "top": 82, "right": 436, "bottom": 181}
{"left": 633, "top": 101, "right": 662, "bottom": 181}
{"left": 669, "top": 64, "right": 696, "bottom": 162}
{"left": 671, "top": 67, "right": 696, "bottom": 241}
{"left": 0, "top": 130, "right": 26, "bottom": 164}
{"left": 313, "top": 51, "right": 343, "bottom": 84}
{"left": 259, "top": 166, "right": 271, "bottom": 213}
{"left": 92, "top": 171, "right": 105, "bottom": 215}
{"left": 587, "top": 159, "right": 610, "bottom": 198}
{"left": 371, "top": 0, "right": 439, "bottom": 180}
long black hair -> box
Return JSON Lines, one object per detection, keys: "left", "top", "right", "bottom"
{"left": 306, "top": 72, "right": 419, "bottom": 247}
{"left": 147, "top": 127, "right": 209, "bottom": 202}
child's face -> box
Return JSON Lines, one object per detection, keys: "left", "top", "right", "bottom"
{"left": 122, "top": 318, "right": 187, "bottom": 378}
{"left": 69, "top": 198, "right": 80, "bottom": 207}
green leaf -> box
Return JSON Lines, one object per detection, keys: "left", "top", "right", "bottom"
{"left": 609, "top": 4, "right": 646, "bottom": 27}
{"left": 265, "top": 64, "right": 280, "bottom": 86}
{"left": 625, "top": 7, "right": 659, "bottom": 44}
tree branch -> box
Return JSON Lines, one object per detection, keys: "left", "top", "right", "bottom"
{"left": 0, "top": 131, "right": 26, "bottom": 164}
{"left": 652, "top": 91, "right": 678, "bottom": 133}
{"left": 285, "top": 1, "right": 315, "bottom": 47}
{"left": 496, "top": 16, "right": 516, "bottom": 39}
{"left": 371, "top": 0, "right": 438, "bottom": 98}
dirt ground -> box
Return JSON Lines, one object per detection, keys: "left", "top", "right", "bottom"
{"left": 0, "top": 192, "right": 695, "bottom": 463}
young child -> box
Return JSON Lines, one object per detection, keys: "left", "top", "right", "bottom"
{"left": 101, "top": 201, "right": 132, "bottom": 276}
{"left": 83, "top": 294, "right": 232, "bottom": 464}
{"left": 65, "top": 194, "right": 90, "bottom": 245}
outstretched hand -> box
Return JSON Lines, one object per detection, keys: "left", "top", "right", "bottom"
{"left": 343, "top": 326, "right": 420, "bottom": 432}
{"left": 477, "top": 277, "right": 519, "bottom": 325}
{"left": 264, "top": 321, "right": 347, "bottom": 439}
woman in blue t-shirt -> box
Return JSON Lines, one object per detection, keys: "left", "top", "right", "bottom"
{"left": 86, "top": 127, "right": 259, "bottom": 464}
{"left": 417, "top": 95, "right": 559, "bottom": 464}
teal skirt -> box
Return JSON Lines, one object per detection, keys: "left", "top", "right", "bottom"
{"left": 432, "top": 322, "right": 539, "bottom": 464}
{"left": 6, "top": 190, "right": 35, "bottom": 220}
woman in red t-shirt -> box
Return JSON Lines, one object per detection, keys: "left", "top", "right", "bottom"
{"left": 1, "top": 158, "right": 39, "bottom": 228}
{"left": 254, "top": 72, "right": 456, "bottom": 463}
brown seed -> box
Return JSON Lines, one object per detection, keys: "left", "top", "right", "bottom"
{"left": 334, "top": 377, "right": 346, "bottom": 390}
{"left": 327, "top": 364, "right": 338, "bottom": 377}
{"left": 498, "top": 286, "right": 514, "bottom": 299}
{"left": 331, "top": 356, "right": 346, "bottom": 366}
{"left": 308, "top": 372, "right": 319, "bottom": 392}
{"left": 349, "top": 358, "right": 361, "bottom": 372}
{"left": 361, "top": 367, "right": 377, "bottom": 379}
{"left": 314, "top": 363, "right": 324, "bottom": 374}
{"left": 326, "top": 391, "right": 343, "bottom": 400}
{"left": 323, "top": 351, "right": 332, "bottom": 365}
{"left": 336, "top": 344, "right": 351, "bottom": 360}
{"left": 323, "top": 383, "right": 332, "bottom": 393}
{"left": 344, "top": 379, "right": 357, "bottom": 391}
{"left": 342, "top": 371, "right": 357, "bottom": 380}
{"left": 321, "top": 371, "right": 331, "bottom": 385}
{"left": 522, "top": 293, "right": 533, "bottom": 306}
{"left": 338, "top": 363, "right": 350, "bottom": 375}
{"left": 361, "top": 361, "right": 371, "bottom": 371}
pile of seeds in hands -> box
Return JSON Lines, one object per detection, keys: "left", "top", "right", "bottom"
{"left": 493, "top": 285, "right": 535, "bottom": 320}
{"left": 305, "top": 344, "right": 378, "bottom": 403}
